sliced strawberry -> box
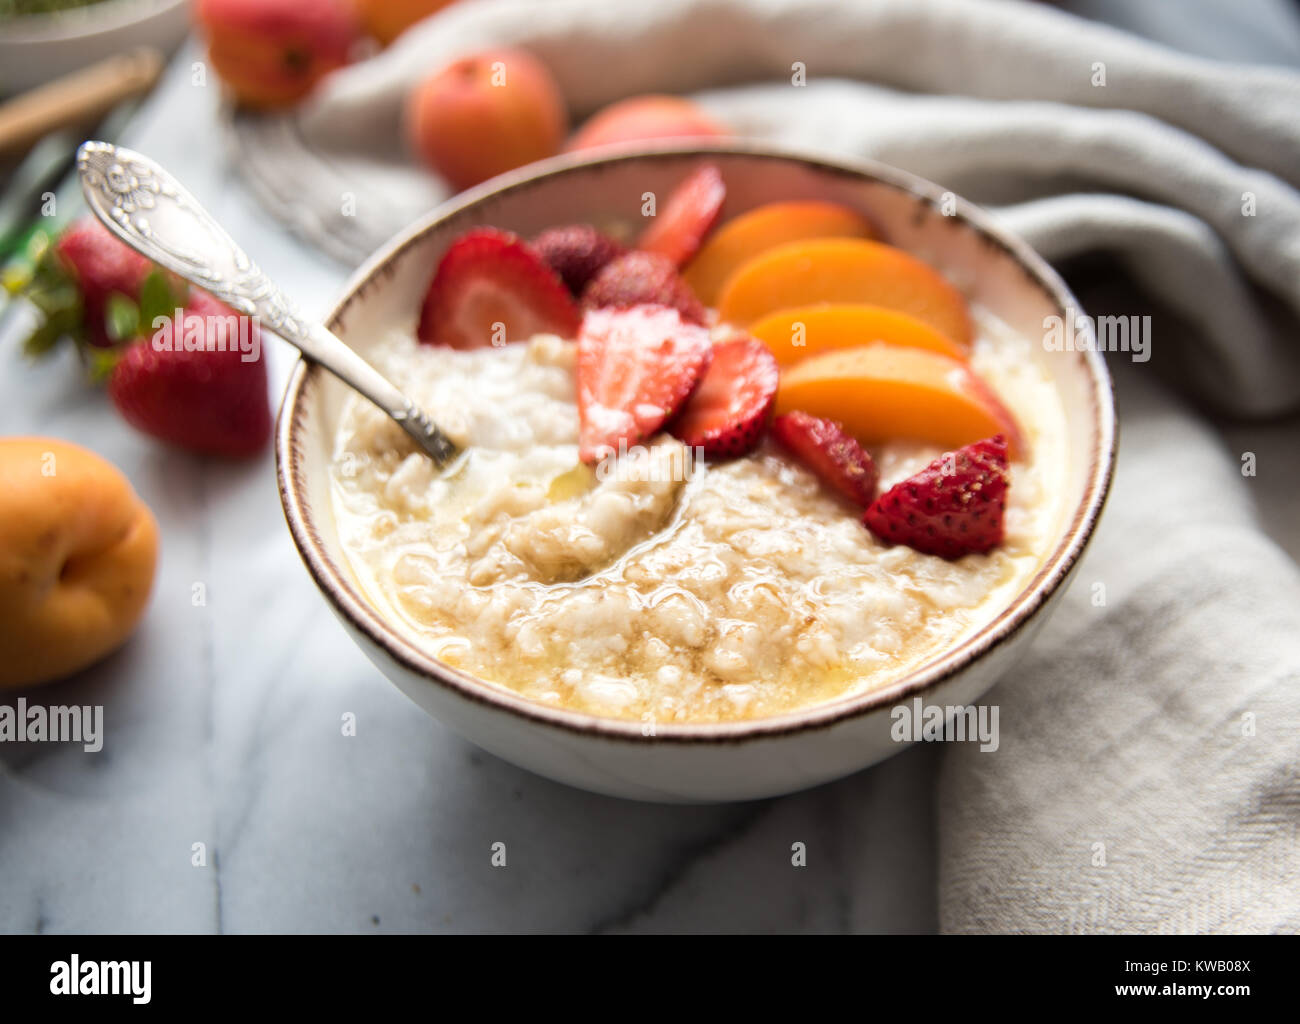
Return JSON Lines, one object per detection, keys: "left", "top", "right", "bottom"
{"left": 863, "top": 435, "right": 1009, "bottom": 558}
{"left": 581, "top": 250, "right": 706, "bottom": 324}
{"left": 671, "top": 337, "right": 778, "bottom": 458}
{"left": 417, "top": 227, "right": 580, "bottom": 348}
{"left": 637, "top": 164, "right": 726, "bottom": 267}
{"left": 577, "top": 305, "right": 713, "bottom": 463}
{"left": 771, "top": 411, "right": 878, "bottom": 506}
{"left": 531, "top": 224, "right": 625, "bottom": 295}
{"left": 107, "top": 290, "right": 270, "bottom": 458}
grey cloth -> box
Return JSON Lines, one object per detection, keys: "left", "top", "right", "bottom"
{"left": 228, "top": 0, "right": 1300, "bottom": 932}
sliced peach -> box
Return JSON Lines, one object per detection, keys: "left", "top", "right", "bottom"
{"left": 716, "top": 238, "right": 973, "bottom": 346}
{"left": 683, "top": 200, "right": 875, "bottom": 306}
{"left": 749, "top": 303, "right": 966, "bottom": 366}
{"left": 775, "top": 344, "right": 1023, "bottom": 456}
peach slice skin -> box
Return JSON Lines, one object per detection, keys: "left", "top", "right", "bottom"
{"left": 716, "top": 238, "right": 974, "bottom": 347}
{"left": 683, "top": 200, "right": 876, "bottom": 306}
{"left": 775, "top": 344, "right": 1024, "bottom": 457}
{"left": 749, "top": 303, "right": 967, "bottom": 366}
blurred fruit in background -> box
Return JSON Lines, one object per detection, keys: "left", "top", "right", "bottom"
{"left": 405, "top": 48, "right": 567, "bottom": 191}
{"left": 107, "top": 289, "right": 271, "bottom": 458}
{"left": 352, "top": 0, "right": 460, "bottom": 45}
{"left": 11, "top": 217, "right": 166, "bottom": 360}
{"left": 195, "top": 0, "right": 361, "bottom": 109}
{"left": 50, "top": 218, "right": 152, "bottom": 348}
{"left": 567, "top": 94, "right": 727, "bottom": 152}
{"left": 6, "top": 219, "right": 272, "bottom": 458}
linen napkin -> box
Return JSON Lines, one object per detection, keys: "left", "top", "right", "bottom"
{"left": 227, "top": 0, "right": 1300, "bottom": 931}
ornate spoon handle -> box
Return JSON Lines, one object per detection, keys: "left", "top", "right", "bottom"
{"left": 76, "top": 140, "right": 459, "bottom": 467}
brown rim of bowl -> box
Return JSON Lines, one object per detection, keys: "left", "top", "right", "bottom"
{"left": 276, "top": 140, "right": 1118, "bottom": 745}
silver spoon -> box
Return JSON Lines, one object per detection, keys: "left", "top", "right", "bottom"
{"left": 75, "top": 140, "right": 458, "bottom": 466}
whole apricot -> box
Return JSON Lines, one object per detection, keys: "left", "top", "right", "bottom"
{"left": 196, "top": 0, "right": 360, "bottom": 109}
{"left": 406, "top": 48, "right": 567, "bottom": 191}
{"left": 567, "top": 95, "right": 727, "bottom": 152}
{"left": 0, "top": 439, "right": 159, "bottom": 689}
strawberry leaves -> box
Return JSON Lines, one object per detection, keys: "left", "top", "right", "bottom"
{"left": 9, "top": 225, "right": 183, "bottom": 375}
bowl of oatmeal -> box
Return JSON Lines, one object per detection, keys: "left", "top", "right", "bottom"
{"left": 276, "top": 143, "right": 1115, "bottom": 802}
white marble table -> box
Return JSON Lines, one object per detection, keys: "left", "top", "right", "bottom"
{"left": 3, "top": 3, "right": 1297, "bottom": 933}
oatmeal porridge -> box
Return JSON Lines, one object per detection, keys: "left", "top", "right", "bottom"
{"left": 330, "top": 312, "right": 1068, "bottom": 723}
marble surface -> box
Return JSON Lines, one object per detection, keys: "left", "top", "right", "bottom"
{"left": 2, "top": 4, "right": 1297, "bottom": 933}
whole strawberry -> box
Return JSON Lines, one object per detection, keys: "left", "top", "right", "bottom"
{"left": 581, "top": 250, "right": 706, "bottom": 324}
{"left": 531, "top": 224, "right": 625, "bottom": 295}
{"left": 108, "top": 291, "right": 271, "bottom": 457}
{"left": 863, "top": 435, "right": 1009, "bottom": 558}
{"left": 54, "top": 218, "right": 153, "bottom": 346}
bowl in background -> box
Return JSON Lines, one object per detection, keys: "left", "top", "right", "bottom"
{"left": 0, "top": 0, "right": 190, "bottom": 96}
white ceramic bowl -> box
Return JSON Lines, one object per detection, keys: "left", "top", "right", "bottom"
{"left": 0, "top": 0, "right": 190, "bottom": 96}
{"left": 276, "top": 143, "right": 1116, "bottom": 803}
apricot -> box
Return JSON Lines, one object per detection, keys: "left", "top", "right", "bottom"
{"left": 750, "top": 304, "right": 967, "bottom": 366}
{"left": 566, "top": 95, "right": 727, "bottom": 152}
{"left": 0, "top": 439, "right": 159, "bottom": 689}
{"left": 406, "top": 48, "right": 567, "bottom": 191}
{"left": 683, "top": 201, "right": 875, "bottom": 306}
{"left": 353, "top": 0, "right": 459, "bottom": 45}
{"left": 716, "top": 238, "right": 974, "bottom": 347}
{"left": 196, "top": 0, "right": 359, "bottom": 109}
{"left": 775, "top": 345, "right": 1023, "bottom": 456}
